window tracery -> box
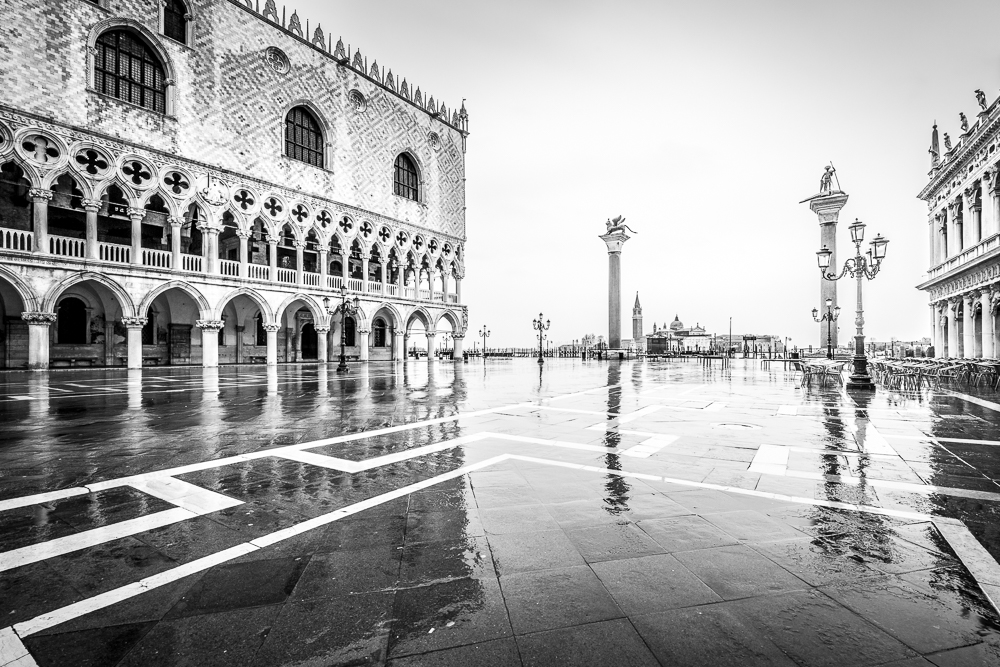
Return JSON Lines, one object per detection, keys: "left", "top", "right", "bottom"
{"left": 285, "top": 107, "right": 324, "bottom": 168}
{"left": 163, "top": 0, "right": 189, "bottom": 44}
{"left": 393, "top": 154, "right": 419, "bottom": 201}
{"left": 94, "top": 30, "right": 167, "bottom": 114}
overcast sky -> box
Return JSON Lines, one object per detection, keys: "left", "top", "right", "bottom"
{"left": 300, "top": 0, "right": 1000, "bottom": 348}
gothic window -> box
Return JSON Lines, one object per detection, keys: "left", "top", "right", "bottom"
{"left": 285, "top": 106, "right": 324, "bottom": 168}
{"left": 57, "top": 298, "right": 88, "bottom": 345}
{"left": 94, "top": 30, "right": 167, "bottom": 113}
{"left": 373, "top": 318, "right": 387, "bottom": 348}
{"left": 393, "top": 154, "right": 419, "bottom": 201}
{"left": 163, "top": 0, "right": 189, "bottom": 44}
{"left": 344, "top": 316, "right": 356, "bottom": 347}
{"left": 255, "top": 312, "right": 267, "bottom": 345}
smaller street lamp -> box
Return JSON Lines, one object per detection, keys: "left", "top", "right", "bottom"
{"left": 811, "top": 297, "right": 841, "bottom": 359}
{"left": 532, "top": 313, "right": 551, "bottom": 365}
{"left": 480, "top": 325, "right": 490, "bottom": 361}
{"left": 323, "top": 286, "right": 361, "bottom": 374}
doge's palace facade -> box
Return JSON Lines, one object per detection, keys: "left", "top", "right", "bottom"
{"left": 0, "top": 0, "right": 468, "bottom": 369}
{"left": 918, "top": 96, "right": 1000, "bottom": 358}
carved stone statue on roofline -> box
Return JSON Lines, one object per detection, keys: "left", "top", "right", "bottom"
{"left": 960, "top": 113, "right": 969, "bottom": 132}
{"left": 976, "top": 89, "right": 988, "bottom": 112}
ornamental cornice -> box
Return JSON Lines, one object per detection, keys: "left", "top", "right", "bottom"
{"left": 919, "top": 107, "right": 1000, "bottom": 200}
{"left": 0, "top": 106, "right": 467, "bottom": 250}
{"left": 21, "top": 312, "right": 57, "bottom": 325}
{"left": 923, "top": 260, "right": 1000, "bottom": 303}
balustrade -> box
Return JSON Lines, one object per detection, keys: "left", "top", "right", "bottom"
{"left": 181, "top": 254, "right": 202, "bottom": 272}
{"left": 0, "top": 227, "right": 32, "bottom": 253}
{"left": 248, "top": 263, "right": 269, "bottom": 280}
{"left": 930, "top": 233, "right": 1000, "bottom": 279}
{"left": 49, "top": 235, "right": 84, "bottom": 258}
{"left": 99, "top": 242, "right": 130, "bottom": 264}
{"left": 220, "top": 259, "right": 240, "bottom": 277}
{"left": 1, "top": 226, "right": 464, "bottom": 306}
{"left": 142, "top": 248, "right": 171, "bottom": 269}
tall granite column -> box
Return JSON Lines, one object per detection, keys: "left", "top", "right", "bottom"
{"left": 599, "top": 225, "right": 631, "bottom": 349}
{"left": 808, "top": 191, "right": 848, "bottom": 350}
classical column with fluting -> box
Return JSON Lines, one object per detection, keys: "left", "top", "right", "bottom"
{"left": 599, "top": 222, "right": 632, "bottom": 349}
{"left": 807, "top": 190, "right": 848, "bottom": 350}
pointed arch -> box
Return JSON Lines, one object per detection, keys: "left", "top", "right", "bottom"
{"left": 88, "top": 18, "right": 175, "bottom": 115}
{"left": 435, "top": 309, "right": 462, "bottom": 332}
{"left": 138, "top": 280, "right": 211, "bottom": 319}
{"left": 41, "top": 271, "right": 135, "bottom": 315}
{"left": 40, "top": 166, "right": 94, "bottom": 198}
{"left": 139, "top": 187, "right": 180, "bottom": 217}
{"left": 0, "top": 265, "right": 39, "bottom": 311}
{"left": 1, "top": 156, "right": 42, "bottom": 189}
{"left": 213, "top": 287, "right": 273, "bottom": 322}
{"left": 371, "top": 302, "right": 402, "bottom": 329}
{"left": 274, "top": 292, "right": 325, "bottom": 327}
{"left": 405, "top": 306, "right": 433, "bottom": 332}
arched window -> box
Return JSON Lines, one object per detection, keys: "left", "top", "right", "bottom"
{"left": 255, "top": 312, "right": 267, "bottom": 346}
{"left": 94, "top": 30, "right": 167, "bottom": 114}
{"left": 373, "top": 318, "right": 387, "bottom": 348}
{"left": 393, "top": 154, "right": 419, "bottom": 201}
{"left": 285, "top": 107, "right": 324, "bottom": 168}
{"left": 57, "top": 298, "right": 88, "bottom": 345}
{"left": 163, "top": 0, "right": 189, "bottom": 44}
{"left": 344, "top": 316, "right": 356, "bottom": 347}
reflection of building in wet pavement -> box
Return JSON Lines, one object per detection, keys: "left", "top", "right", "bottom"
{"left": 2, "top": 361, "right": 1000, "bottom": 664}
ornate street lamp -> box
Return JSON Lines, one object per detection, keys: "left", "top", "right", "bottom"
{"left": 323, "top": 286, "right": 361, "bottom": 374}
{"left": 480, "top": 325, "right": 490, "bottom": 361}
{"left": 816, "top": 218, "right": 889, "bottom": 390}
{"left": 532, "top": 313, "right": 550, "bottom": 365}
{"left": 811, "top": 297, "right": 841, "bottom": 359}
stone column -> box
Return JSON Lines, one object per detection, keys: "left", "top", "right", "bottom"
{"left": 264, "top": 323, "right": 280, "bottom": 366}
{"left": 268, "top": 239, "right": 278, "bottom": 281}
{"left": 319, "top": 249, "right": 329, "bottom": 287}
{"left": 168, "top": 217, "right": 183, "bottom": 270}
{"left": 452, "top": 333, "right": 464, "bottom": 359}
{"left": 358, "top": 327, "right": 370, "bottom": 361}
{"left": 808, "top": 192, "right": 848, "bottom": 349}
{"left": 83, "top": 198, "right": 101, "bottom": 260}
{"left": 235, "top": 325, "right": 245, "bottom": 364}
{"left": 981, "top": 292, "right": 995, "bottom": 358}
{"left": 456, "top": 276, "right": 463, "bottom": 303}
{"left": 29, "top": 189, "right": 52, "bottom": 255}
{"left": 425, "top": 330, "right": 437, "bottom": 362}
{"left": 206, "top": 228, "right": 220, "bottom": 274}
{"left": 397, "top": 265, "right": 405, "bottom": 294}
{"left": 936, "top": 213, "right": 947, "bottom": 265}
{"left": 361, "top": 258, "right": 370, "bottom": 292}
{"left": 963, "top": 190, "right": 977, "bottom": 248}
{"left": 948, "top": 200, "right": 962, "bottom": 255}
{"left": 21, "top": 312, "right": 56, "bottom": 370}
{"left": 931, "top": 304, "right": 940, "bottom": 357}
{"left": 962, "top": 293, "right": 975, "bottom": 358}
{"left": 238, "top": 231, "right": 250, "bottom": 278}
{"left": 295, "top": 241, "right": 305, "bottom": 285}
{"left": 197, "top": 319, "right": 224, "bottom": 368}
{"left": 315, "top": 325, "right": 330, "bottom": 362}
{"left": 128, "top": 208, "right": 144, "bottom": 266}
{"left": 947, "top": 300, "right": 959, "bottom": 357}
{"left": 393, "top": 330, "right": 404, "bottom": 361}
{"left": 442, "top": 270, "right": 450, "bottom": 302}
{"left": 990, "top": 168, "right": 1000, "bottom": 238}
{"left": 599, "top": 227, "right": 631, "bottom": 349}
{"left": 122, "top": 316, "right": 146, "bottom": 369}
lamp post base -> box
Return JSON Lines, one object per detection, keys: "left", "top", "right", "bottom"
{"left": 845, "top": 354, "right": 875, "bottom": 391}
{"left": 336, "top": 355, "right": 350, "bottom": 374}
{"left": 537, "top": 356, "right": 544, "bottom": 365}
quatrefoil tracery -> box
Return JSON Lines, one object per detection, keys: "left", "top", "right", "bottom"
{"left": 290, "top": 203, "right": 309, "bottom": 223}
{"left": 21, "top": 135, "right": 60, "bottom": 164}
{"left": 121, "top": 160, "right": 153, "bottom": 187}
{"left": 263, "top": 197, "right": 283, "bottom": 219}
{"left": 338, "top": 216, "right": 354, "bottom": 234}
{"left": 233, "top": 189, "right": 255, "bottom": 210}
{"left": 163, "top": 171, "right": 191, "bottom": 196}
{"left": 74, "top": 149, "right": 110, "bottom": 176}
{"left": 359, "top": 221, "right": 373, "bottom": 238}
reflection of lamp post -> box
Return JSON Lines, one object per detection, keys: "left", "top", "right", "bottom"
{"left": 816, "top": 218, "right": 889, "bottom": 390}
{"left": 323, "top": 286, "right": 360, "bottom": 374}
{"left": 811, "top": 297, "right": 841, "bottom": 359}
{"left": 533, "top": 313, "right": 550, "bottom": 365}
{"left": 480, "top": 325, "right": 490, "bottom": 361}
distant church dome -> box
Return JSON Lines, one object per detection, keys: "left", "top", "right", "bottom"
{"left": 669, "top": 314, "right": 684, "bottom": 331}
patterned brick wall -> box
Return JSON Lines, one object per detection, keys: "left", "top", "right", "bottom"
{"left": 0, "top": 0, "right": 466, "bottom": 239}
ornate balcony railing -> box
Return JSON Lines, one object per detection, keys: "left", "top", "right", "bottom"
{"left": 0, "top": 227, "right": 462, "bottom": 306}
{"left": 928, "top": 233, "right": 1000, "bottom": 280}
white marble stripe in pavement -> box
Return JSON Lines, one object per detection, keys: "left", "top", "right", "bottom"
{"left": 622, "top": 435, "right": 679, "bottom": 458}
{"left": 944, "top": 390, "right": 1000, "bottom": 413}
{"left": 0, "top": 508, "right": 192, "bottom": 573}
{"left": 0, "top": 626, "right": 38, "bottom": 667}
{"left": 0, "top": 488, "right": 90, "bottom": 513}
{"left": 884, "top": 433, "right": 1000, "bottom": 446}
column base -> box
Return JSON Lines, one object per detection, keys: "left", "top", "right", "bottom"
{"left": 846, "top": 375, "right": 876, "bottom": 391}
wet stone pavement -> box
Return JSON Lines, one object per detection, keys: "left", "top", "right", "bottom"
{"left": 2, "top": 359, "right": 1000, "bottom": 666}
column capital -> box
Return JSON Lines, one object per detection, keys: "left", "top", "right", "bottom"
{"left": 451, "top": 334, "right": 465, "bottom": 340}
{"left": 236, "top": 229, "right": 252, "bottom": 239}
{"left": 196, "top": 319, "right": 225, "bottom": 331}
{"left": 28, "top": 188, "right": 53, "bottom": 202}
{"left": 167, "top": 216, "right": 185, "bottom": 227}
{"left": 425, "top": 329, "right": 437, "bottom": 338}
{"left": 262, "top": 323, "right": 281, "bottom": 333}
{"left": 127, "top": 207, "right": 146, "bottom": 222}
{"left": 81, "top": 198, "right": 102, "bottom": 212}
{"left": 21, "top": 311, "right": 57, "bottom": 325}
{"left": 314, "top": 325, "right": 331, "bottom": 334}
{"left": 294, "top": 240, "right": 306, "bottom": 249}
{"left": 121, "top": 316, "right": 147, "bottom": 329}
